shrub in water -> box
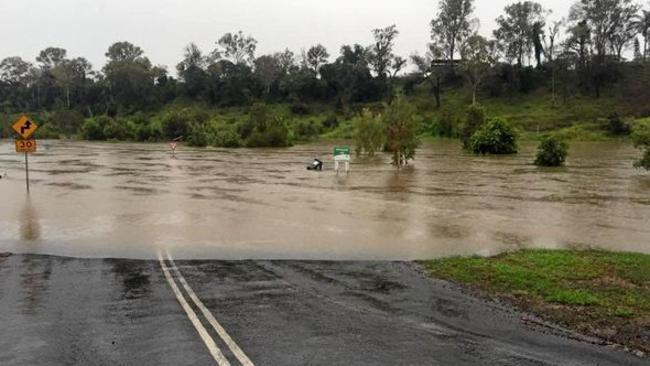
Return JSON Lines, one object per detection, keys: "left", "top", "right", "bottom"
{"left": 161, "top": 111, "right": 191, "bottom": 140}
{"left": 186, "top": 122, "right": 209, "bottom": 147}
{"left": 606, "top": 113, "right": 631, "bottom": 136}
{"left": 294, "top": 119, "right": 322, "bottom": 141}
{"left": 534, "top": 135, "right": 569, "bottom": 166}
{"left": 461, "top": 104, "right": 486, "bottom": 148}
{"left": 82, "top": 116, "right": 111, "bottom": 140}
{"left": 211, "top": 125, "right": 242, "bottom": 148}
{"left": 468, "top": 117, "right": 518, "bottom": 155}
{"left": 353, "top": 108, "right": 385, "bottom": 157}
{"left": 633, "top": 125, "right": 650, "bottom": 170}
{"left": 432, "top": 109, "right": 456, "bottom": 138}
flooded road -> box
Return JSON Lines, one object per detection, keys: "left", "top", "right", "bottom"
{"left": 0, "top": 140, "right": 648, "bottom": 260}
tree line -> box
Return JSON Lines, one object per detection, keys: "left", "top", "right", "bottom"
{"left": 1, "top": 0, "right": 650, "bottom": 118}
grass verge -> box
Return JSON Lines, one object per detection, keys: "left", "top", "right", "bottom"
{"left": 422, "top": 249, "right": 650, "bottom": 355}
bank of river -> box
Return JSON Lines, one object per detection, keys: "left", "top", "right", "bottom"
{"left": 423, "top": 249, "right": 650, "bottom": 357}
{"left": 0, "top": 139, "right": 649, "bottom": 260}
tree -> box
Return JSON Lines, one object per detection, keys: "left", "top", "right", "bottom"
{"left": 494, "top": 1, "right": 546, "bottom": 66}
{"left": 305, "top": 44, "right": 329, "bottom": 74}
{"left": 411, "top": 44, "right": 445, "bottom": 108}
{"left": 430, "top": 0, "right": 475, "bottom": 74}
{"left": 569, "top": 0, "right": 639, "bottom": 58}
{"left": 214, "top": 31, "right": 257, "bottom": 65}
{"left": 632, "top": 9, "right": 650, "bottom": 62}
{"left": 608, "top": 2, "right": 640, "bottom": 59}
{"left": 254, "top": 55, "right": 281, "bottom": 95}
{"left": 176, "top": 43, "right": 208, "bottom": 98}
{"left": 383, "top": 93, "right": 421, "bottom": 168}
{"left": 105, "top": 42, "right": 144, "bottom": 63}
{"left": 544, "top": 20, "right": 564, "bottom": 105}
{"left": 369, "top": 25, "right": 399, "bottom": 79}
{"left": 103, "top": 42, "right": 158, "bottom": 113}
{"left": 460, "top": 34, "right": 497, "bottom": 104}
{"left": 36, "top": 47, "right": 67, "bottom": 69}
{"left": 353, "top": 109, "right": 385, "bottom": 157}
{"left": 0, "top": 56, "right": 31, "bottom": 85}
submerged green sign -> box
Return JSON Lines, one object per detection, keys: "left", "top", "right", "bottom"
{"left": 334, "top": 147, "right": 351, "bottom": 156}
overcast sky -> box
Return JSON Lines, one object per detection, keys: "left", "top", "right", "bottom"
{"left": 1, "top": 0, "right": 572, "bottom": 73}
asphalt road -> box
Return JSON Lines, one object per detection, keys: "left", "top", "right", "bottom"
{"left": 0, "top": 254, "right": 645, "bottom": 366}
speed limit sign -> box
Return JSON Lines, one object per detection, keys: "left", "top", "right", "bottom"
{"left": 15, "top": 139, "right": 37, "bottom": 153}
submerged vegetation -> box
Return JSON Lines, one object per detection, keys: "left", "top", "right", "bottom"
{"left": 423, "top": 249, "right": 650, "bottom": 354}
{"left": 534, "top": 135, "right": 569, "bottom": 166}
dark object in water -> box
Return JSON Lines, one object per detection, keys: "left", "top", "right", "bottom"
{"left": 0, "top": 252, "right": 11, "bottom": 258}
{"left": 307, "top": 159, "right": 323, "bottom": 171}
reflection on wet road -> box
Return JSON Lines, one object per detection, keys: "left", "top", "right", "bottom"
{"left": 0, "top": 140, "right": 648, "bottom": 260}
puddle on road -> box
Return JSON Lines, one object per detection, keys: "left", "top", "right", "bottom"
{"left": 0, "top": 139, "right": 649, "bottom": 260}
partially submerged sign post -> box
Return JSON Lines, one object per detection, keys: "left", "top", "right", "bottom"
{"left": 334, "top": 146, "right": 351, "bottom": 174}
{"left": 12, "top": 115, "right": 38, "bottom": 193}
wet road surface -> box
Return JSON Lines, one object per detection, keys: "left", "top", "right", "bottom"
{"left": 1, "top": 140, "right": 649, "bottom": 260}
{"left": 0, "top": 254, "right": 645, "bottom": 366}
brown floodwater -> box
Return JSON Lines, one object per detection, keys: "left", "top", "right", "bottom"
{"left": 0, "top": 139, "right": 648, "bottom": 260}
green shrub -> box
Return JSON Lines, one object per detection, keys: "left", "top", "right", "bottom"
{"left": 432, "top": 109, "right": 456, "bottom": 138}
{"left": 461, "top": 104, "right": 486, "bottom": 147}
{"left": 468, "top": 117, "right": 518, "bottom": 155}
{"left": 322, "top": 115, "right": 339, "bottom": 130}
{"left": 290, "top": 103, "right": 311, "bottom": 115}
{"left": 81, "top": 116, "right": 110, "bottom": 140}
{"left": 632, "top": 124, "right": 650, "bottom": 170}
{"left": 35, "top": 123, "right": 61, "bottom": 139}
{"left": 294, "top": 119, "right": 322, "bottom": 141}
{"left": 353, "top": 108, "right": 385, "bottom": 157}
{"left": 161, "top": 110, "right": 192, "bottom": 140}
{"left": 383, "top": 93, "right": 420, "bottom": 167}
{"left": 606, "top": 113, "right": 631, "bottom": 136}
{"left": 52, "top": 109, "right": 85, "bottom": 136}
{"left": 186, "top": 122, "right": 209, "bottom": 147}
{"left": 534, "top": 136, "right": 569, "bottom": 167}
{"left": 103, "top": 117, "right": 133, "bottom": 140}
{"left": 210, "top": 125, "right": 243, "bottom": 148}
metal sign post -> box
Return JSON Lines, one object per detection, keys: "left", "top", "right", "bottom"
{"left": 24, "top": 152, "right": 29, "bottom": 193}
{"left": 12, "top": 115, "right": 38, "bottom": 194}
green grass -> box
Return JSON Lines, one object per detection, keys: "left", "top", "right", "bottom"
{"left": 422, "top": 249, "right": 650, "bottom": 353}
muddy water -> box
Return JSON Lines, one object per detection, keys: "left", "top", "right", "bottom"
{"left": 0, "top": 140, "right": 648, "bottom": 260}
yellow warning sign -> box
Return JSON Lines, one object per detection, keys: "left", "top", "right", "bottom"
{"left": 12, "top": 115, "right": 38, "bottom": 139}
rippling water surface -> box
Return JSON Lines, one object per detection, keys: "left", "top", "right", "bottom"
{"left": 0, "top": 139, "right": 648, "bottom": 259}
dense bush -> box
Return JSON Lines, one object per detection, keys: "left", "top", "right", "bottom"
{"left": 294, "top": 119, "right": 322, "bottom": 141}
{"left": 35, "top": 123, "right": 61, "bottom": 139}
{"left": 210, "top": 124, "right": 242, "bottom": 148}
{"left": 241, "top": 104, "right": 292, "bottom": 147}
{"left": 534, "top": 136, "right": 569, "bottom": 166}
{"left": 321, "top": 115, "right": 339, "bottom": 130}
{"left": 353, "top": 108, "right": 385, "bottom": 157}
{"left": 289, "top": 103, "right": 311, "bottom": 115}
{"left": 468, "top": 117, "right": 518, "bottom": 155}
{"left": 52, "top": 109, "right": 85, "bottom": 136}
{"left": 81, "top": 116, "right": 110, "bottom": 140}
{"left": 102, "top": 117, "right": 133, "bottom": 140}
{"left": 161, "top": 111, "right": 192, "bottom": 140}
{"left": 633, "top": 125, "right": 650, "bottom": 170}
{"left": 432, "top": 109, "right": 456, "bottom": 138}
{"left": 460, "top": 104, "right": 486, "bottom": 147}
{"left": 606, "top": 113, "right": 631, "bottom": 136}
{"left": 186, "top": 122, "right": 209, "bottom": 147}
